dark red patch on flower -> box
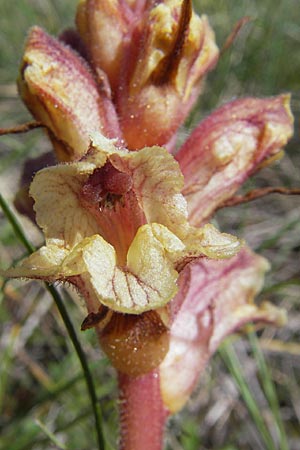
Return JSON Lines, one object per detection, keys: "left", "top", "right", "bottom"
{"left": 79, "top": 161, "right": 143, "bottom": 265}
{"left": 101, "top": 163, "right": 133, "bottom": 195}
{"left": 81, "top": 162, "right": 133, "bottom": 205}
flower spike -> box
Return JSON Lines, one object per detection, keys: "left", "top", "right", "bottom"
{"left": 2, "top": 1, "right": 297, "bottom": 445}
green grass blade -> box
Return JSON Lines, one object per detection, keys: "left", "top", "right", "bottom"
{"left": 219, "top": 340, "right": 277, "bottom": 450}
{"left": 262, "top": 278, "right": 300, "bottom": 294}
{"left": 0, "top": 193, "right": 106, "bottom": 450}
{"left": 247, "top": 327, "right": 289, "bottom": 450}
{"left": 46, "top": 284, "right": 106, "bottom": 450}
{"left": 0, "top": 194, "right": 35, "bottom": 253}
{"left": 34, "top": 419, "right": 68, "bottom": 450}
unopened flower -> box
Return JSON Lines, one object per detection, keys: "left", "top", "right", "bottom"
{"left": 18, "top": 26, "right": 120, "bottom": 162}
{"left": 110, "top": 0, "right": 219, "bottom": 148}
{"left": 177, "top": 95, "right": 293, "bottom": 225}
{"left": 19, "top": 0, "right": 218, "bottom": 158}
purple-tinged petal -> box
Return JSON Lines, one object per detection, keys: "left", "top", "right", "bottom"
{"left": 159, "top": 247, "right": 286, "bottom": 412}
{"left": 176, "top": 95, "right": 294, "bottom": 225}
{"left": 18, "top": 26, "right": 121, "bottom": 162}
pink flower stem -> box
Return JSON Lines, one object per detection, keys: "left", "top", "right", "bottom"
{"left": 118, "top": 369, "right": 169, "bottom": 450}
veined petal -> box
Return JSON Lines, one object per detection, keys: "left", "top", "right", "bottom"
{"left": 3, "top": 244, "right": 68, "bottom": 280}
{"left": 19, "top": 26, "right": 120, "bottom": 162}
{"left": 176, "top": 95, "right": 294, "bottom": 225}
{"left": 159, "top": 247, "right": 286, "bottom": 413}
{"left": 82, "top": 224, "right": 183, "bottom": 313}
{"left": 4, "top": 225, "right": 183, "bottom": 314}
{"left": 29, "top": 159, "right": 103, "bottom": 248}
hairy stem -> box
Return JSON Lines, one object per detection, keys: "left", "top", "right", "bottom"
{"left": 118, "top": 370, "right": 169, "bottom": 450}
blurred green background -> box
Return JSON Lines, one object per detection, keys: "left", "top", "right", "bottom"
{"left": 0, "top": 1, "right": 300, "bottom": 449}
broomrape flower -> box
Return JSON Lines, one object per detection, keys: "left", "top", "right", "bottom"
{"left": 5, "top": 133, "right": 243, "bottom": 368}
{"left": 2, "top": 0, "right": 295, "bottom": 448}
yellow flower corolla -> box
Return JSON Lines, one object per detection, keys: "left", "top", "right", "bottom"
{"left": 4, "top": 134, "right": 241, "bottom": 315}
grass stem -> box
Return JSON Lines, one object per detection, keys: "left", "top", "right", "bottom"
{"left": 247, "top": 327, "right": 289, "bottom": 450}
{"left": 0, "top": 193, "right": 106, "bottom": 450}
{"left": 219, "top": 340, "right": 277, "bottom": 450}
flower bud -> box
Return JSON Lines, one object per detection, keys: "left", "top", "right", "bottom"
{"left": 117, "top": 0, "right": 219, "bottom": 149}
{"left": 76, "top": 0, "right": 131, "bottom": 89}
{"left": 18, "top": 26, "right": 120, "bottom": 161}
{"left": 177, "top": 94, "right": 294, "bottom": 225}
